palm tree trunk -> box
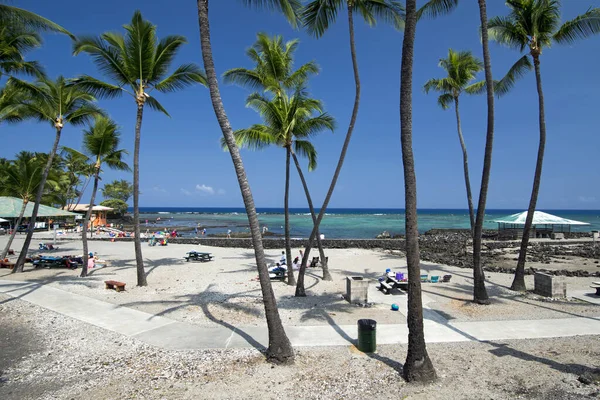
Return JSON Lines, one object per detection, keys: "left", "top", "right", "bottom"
{"left": 512, "top": 53, "right": 545, "bottom": 292}
{"left": 472, "top": 0, "right": 492, "bottom": 305}
{"left": 133, "top": 102, "right": 147, "bottom": 286}
{"left": 73, "top": 176, "right": 91, "bottom": 210}
{"left": 196, "top": 0, "right": 294, "bottom": 364}
{"left": 296, "top": 3, "right": 361, "bottom": 296}
{"left": 1, "top": 200, "right": 27, "bottom": 260}
{"left": 13, "top": 127, "right": 62, "bottom": 273}
{"left": 81, "top": 167, "right": 100, "bottom": 278}
{"left": 400, "top": 0, "right": 436, "bottom": 383}
{"left": 454, "top": 97, "right": 475, "bottom": 236}
{"left": 284, "top": 146, "right": 295, "bottom": 285}
{"left": 291, "top": 152, "right": 330, "bottom": 280}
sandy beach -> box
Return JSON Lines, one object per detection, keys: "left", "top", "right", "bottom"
{"left": 1, "top": 234, "right": 600, "bottom": 399}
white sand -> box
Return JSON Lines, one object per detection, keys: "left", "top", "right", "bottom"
{"left": 1, "top": 235, "right": 599, "bottom": 328}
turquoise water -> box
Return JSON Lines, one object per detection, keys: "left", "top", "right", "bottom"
{"left": 135, "top": 208, "right": 600, "bottom": 239}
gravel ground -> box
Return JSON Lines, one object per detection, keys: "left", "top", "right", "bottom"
{"left": 1, "top": 293, "right": 599, "bottom": 400}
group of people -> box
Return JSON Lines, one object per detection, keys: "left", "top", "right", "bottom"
{"left": 268, "top": 250, "right": 305, "bottom": 274}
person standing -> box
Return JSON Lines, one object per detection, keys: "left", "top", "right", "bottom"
{"left": 280, "top": 251, "right": 286, "bottom": 265}
{"left": 227, "top": 229, "right": 232, "bottom": 238}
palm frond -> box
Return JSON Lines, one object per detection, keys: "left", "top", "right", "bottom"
{"left": 554, "top": 7, "right": 600, "bottom": 45}
{"left": 149, "top": 35, "right": 187, "bottom": 83}
{"left": 417, "top": 0, "right": 458, "bottom": 21}
{"left": 233, "top": 125, "right": 278, "bottom": 150}
{"left": 0, "top": 5, "right": 74, "bottom": 38}
{"left": 223, "top": 68, "right": 265, "bottom": 90}
{"left": 73, "top": 35, "right": 131, "bottom": 86}
{"left": 144, "top": 95, "right": 170, "bottom": 117}
{"left": 153, "top": 63, "right": 207, "bottom": 92}
{"left": 437, "top": 93, "right": 454, "bottom": 110}
{"left": 464, "top": 80, "right": 487, "bottom": 95}
{"left": 241, "top": 0, "right": 302, "bottom": 28}
{"left": 66, "top": 103, "right": 105, "bottom": 126}
{"left": 493, "top": 54, "right": 532, "bottom": 97}
{"left": 293, "top": 139, "right": 317, "bottom": 171}
{"left": 355, "top": 0, "right": 405, "bottom": 30}
{"left": 487, "top": 15, "right": 528, "bottom": 52}
{"left": 70, "top": 75, "right": 124, "bottom": 99}
{"left": 302, "top": 0, "right": 343, "bottom": 38}
{"left": 123, "top": 10, "right": 157, "bottom": 82}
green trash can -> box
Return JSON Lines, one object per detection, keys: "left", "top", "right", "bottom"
{"left": 357, "top": 319, "right": 377, "bottom": 353}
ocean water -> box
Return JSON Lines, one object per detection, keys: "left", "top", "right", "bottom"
{"left": 134, "top": 207, "right": 600, "bottom": 239}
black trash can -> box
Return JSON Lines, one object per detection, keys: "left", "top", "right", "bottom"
{"left": 357, "top": 319, "right": 377, "bottom": 353}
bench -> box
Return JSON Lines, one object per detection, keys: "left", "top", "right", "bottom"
{"left": 590, "top": 284, "right": 600, "bottom": 296}
{"left": 105, "top": 280, "right": 126, "bottom": 292}
{"left": 379, "top": 281, "right": 392, "bottom": 294}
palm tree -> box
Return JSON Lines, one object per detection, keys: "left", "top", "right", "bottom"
{"left": 297, "top": 0, "right": 404, "bottom": 296}
{"left": 488, "top": 0, "right": 600, "bottom": 291}
{"left": 64, "top": 117, "right": 129, "bottom": 277}
{"left": 72, "top": 10, "right": 207, "bottom": 287}
{"left": 424, "top": 49, "right": 484, "bottom": 236}
{"left": 399, "top": 0, "right": 435, "bottom": 382}
{"left": 224, "top": 33, "right": 331, "bottom": 283}
{"left": 1, "top": 152, "right": 56, "bottom": 259}
{"left": 196, "top": 0, "right": 295, "bottom": 365}
{"left": 229, "top": 89, "right": 335, "bottom": 283}
{"left": 10, "top": 76, "right": 103, "bottom": 273}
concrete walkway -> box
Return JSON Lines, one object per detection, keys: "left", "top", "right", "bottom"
{"left": 1, "top": 280, "right": 599, "bottom": 351}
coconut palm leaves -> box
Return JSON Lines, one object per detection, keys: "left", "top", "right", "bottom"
{"left": 0, "top": 3, "right": 73, "bottom": 38}
{"left": 224, "top": 33, "right": 318, "bottom": 96}
{"left": 242, "top": 0, "right": 302, "bottom": 27}
{"left": 488, "top": 0, "right": 600, "bottom": 292}
{"left": 73, "top": 10, "right": 207, "bottom": 286}
{"left": 0, "top": 24, "right": 44, "bottom": 79}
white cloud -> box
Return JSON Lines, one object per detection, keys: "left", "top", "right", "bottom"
{"left": 217, "top": 189, "right": 226, "bottom": 195}
{"left": 196, "top": 184, "right": 215, "bottom": 195}
{"left": 578, "top": 196, "right": 597, "bottom": 203}
{"left": 180, "top": 188, "right": 191, "bottom": 196}
{"left": 153, "top": 186, "right": 167, "bottom": 193}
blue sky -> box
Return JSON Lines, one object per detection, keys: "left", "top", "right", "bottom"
{"left": 3, "top": 0, "right": 600, "bottom": 209}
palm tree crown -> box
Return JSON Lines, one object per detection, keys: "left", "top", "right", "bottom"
{"left": 9, "top": 76, "right": 104, "bottom": 129}
{"left": 488, "top": 0, "right": 600, "bottom": 56}
{"left": 302, "top": 0, "right": 405, "bottom": 37}
{"left": 72, "top": 10, "right": 207, "bottom": 112}
{"left": 0, "top": 24, "right": 44, "bottom": 79}
{"left": 0, "top": 3, "right": 73, "bottom": 38}
{"left": 424, "top": 49, "right": 484, "bottom": 108}
{"left": 224, "top": 33, "right": 318, "bottom": 96}
{"left": 232, "top": 88, "right": 335, "bottom": 170}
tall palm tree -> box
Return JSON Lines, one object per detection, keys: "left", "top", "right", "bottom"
{"left": 64, "top": 117, "right": 129, "bottom": 277}
{"left": 10, "top": 76, "right": 104, "bottom": 273}
{"left": 297, "top": 0, "right": 404, "bottom": 296}
{"left": 400, "top": 0, "right": 435, "bottom": 382}
{"left": 60, "top": 149, "right": 90, "bottom": 209}
{"left": 424, "top": 49, "right": 484, "bottom": 236}
{"left": 488, "top": 0, "right": 600, "bottom": 291}
{"left": 72, "top": 10, "right": 207, "bottom": 287}
{"left": 1, "top": 152, "right": 56, "bottom": 259}
{"left": 196, "top": 0, "right": 295, "bottom": 365}
{"left": 224, "top": 33, "right": 331, "bottom": 283}
{"left": 229, "top": 89, "right": 335, "bottom": 283}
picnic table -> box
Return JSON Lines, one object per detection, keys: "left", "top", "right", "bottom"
{"left": 33, "top": 256, "right": 77, "bottom": 269}
{"left": 184, "top": 251, "right": 214, "bottom": 262}
{"left": 378, "top": 273, "right": 408, "bottom": 294}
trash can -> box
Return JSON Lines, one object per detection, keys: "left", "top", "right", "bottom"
{"left": 357, "top": 319, "right": 377, "bottom": 353}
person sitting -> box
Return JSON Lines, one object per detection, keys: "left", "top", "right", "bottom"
{"left": 279, "top": 251, "right": 286, "bottom": 265}
{"left": 292, "top": 256, "right": 300, "bottom": 270}
{"left": 148, "top": 236, "right": 157, "bottom": 246}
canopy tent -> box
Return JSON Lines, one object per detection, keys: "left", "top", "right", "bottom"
{"left": 493, "top": 211, "right": 589, "bottom": 226}
{"left": 493, "top": 211, "right": 589, "bottom": 237}
{"left": 0, "top": 197, "right": 76, "bottom": 218}
{"left": 0, "top": 217, "right": 7, "bottom": 223}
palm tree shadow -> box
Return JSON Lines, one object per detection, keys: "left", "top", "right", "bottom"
{"left": 487, "top": 341, "right": 598, "bottom": 376}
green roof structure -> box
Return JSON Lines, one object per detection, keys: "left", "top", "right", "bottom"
{"left": 0, "top": 197, "right": 77, "bottom": 218}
